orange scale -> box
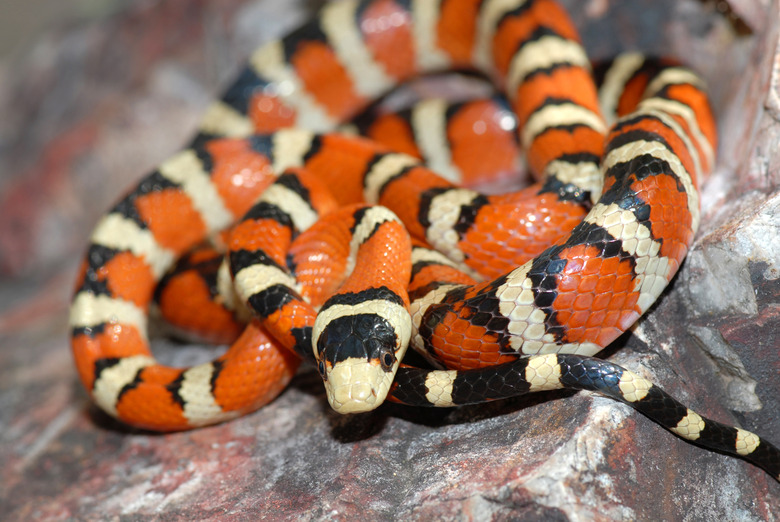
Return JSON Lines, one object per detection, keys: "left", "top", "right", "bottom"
{"left": 599, "top": 308, "right": 621, "bottom": 327}
{"left": 262, "top": 321, "right": 301, "bottom": 354}
{"left": 461, "top": 283, "right": 489, "bottom": 302}
{"left": 584, "top": 309, "right": 609, "bottom": 329}
{"left": 574, "top": 327, "right": 595, "bottom": 344}
{"left": 590, "top": 328, "right": 618, "bottom": 348}
{"left": 431, "top": 340, "right": 458, "bottom": 362}
{"left": 611, "top": 273, "right": 635, "bottom": 296}
{"left": 527, "top": 127, "right": 604, "bottom": 178}
{"left": 291, "top": 41, "right": 366, "bottom": 122}
{"left": 448, "top": 100, "right": 521, "bottom": 187}
{"left": 436, "top": 352, "right": 459, "bottom": 369}
{"left": 560, "top": 309, "right": 588, "bottom": 331}
{"left": 594, "top": 275, "right": 615, "bottom": 295}
{"left": 205, "top": 138, "right": 277, "bottom": 217}
{"left": 116, "top": 378, "right": 189, "bottom": 432}
{"left": 665, "top": 84, "right": 717, "bottom": 151}
{"left": 577, "top": 273, "right": 601, "bottom": 294}
{"left": 480, "top": 350, "right": 516, "bottom": 368}
{"left": 279, "top": 300, "right": 317, "bottom": 331}
{"left": 337, "top": 220, "right": 411, "bottom": 297}
{"left": 573, "top": 292, "right": 595, "bottom": 311}
{"left": 551, "top": 289, "right": 577, "bottom": 312}
{"left": 556, "top": 268, "right": 583, "bottom": 292}
{"left": 447, "top": 345, "right": 499, "bottom": 370}
{"left": 513, "top": 67, "right": 601, "bottom": 125}
{"left": 303, "top": 135, "right": 379, "bottom": 205}
{"left": 599, "top": 291, "right": 623, "bottom": 311}
{"left": 605, "top": 274, "right": 636, "bottom": 295}
{"left": 212, "top": 322, "right": 300, "bottom": 413}
{"left": 464, "top": 323, "right": 490, "bottom": 342}
{"left": 158, "top": 270, "right": 243, "bottom": 345}
{"left": 136, "top": 364, "right": 183, "bottom": 385}
{"left": 365, "top": 113, "right": 421, "bottom": 158}
{"left": 615, "top": 73, "right": 652, "bottom": 116}
{"left": 631, "top": 177, "right": 691, "bottom": 254}
{"left": 71, "top": 323, "right": 150, "bottom": 391}
{"left": 618, "top": 257, "right": 637, "bottom": 275}
{"left": 601, "top": 176, "right": 617, "bottom": 194}
{"left": 553, "top": 245, "right": 605, "bottom": 290}
{"left": 669, "top": 115, "right": 711, "bottom": 177}
{"left": 586, "top": 328, "right": 611, "bottom": 350}
{"left": 378, "top": 173, "right": 448, "bottom": 240}
{"left": 134, "top": 189, "right": 208, "bottom": 255}
{"left": 581, "top": 255, "right": 605, "bottom": 275}
{"left": 615, "top": 256, "right": 639, "bottom": 277}
{"left": 228, "top": 219, "right": 292, "bottom": 265}
{"left": 290, "top": 239, "right": 350, "bottom": 306}
{"left": 184, "top": 247, "right": 223, "bottom": 266}
{"left": 443, "top": 314, "right": 472, "bottom": 337}
{"left": 491, "top": 227, "right": 513, "bottom": 244}
{"left": 360, "top": 0, "right": 416, "bottom": 81}
{"left": 597, "top": 256, "right": 626, "bottom": 278}
{"left": 490, "top": 0, "right": 580, "bottom": 77}
{"left": 100, "top": 251, "right": 155, "bottom": 307}
{"left": 661, "top": 202, "right": 683, "bottom": 224}
{"left": 435, "top": 0, "right": 480, "bottom": 66}
{"left": 248, "top": 93, "right": 297, "bottom": 133}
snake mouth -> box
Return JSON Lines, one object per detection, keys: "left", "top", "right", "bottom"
{"left": 324, "top": 357, "right": 397, "bottom": 414}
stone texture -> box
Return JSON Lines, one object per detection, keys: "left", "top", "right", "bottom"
{"left": 0, "top": 0, "right": 778, "bottom": 520}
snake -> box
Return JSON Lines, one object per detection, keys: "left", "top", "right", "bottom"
{"left": 69, "top": 0, "right": 780, "bottom": 480}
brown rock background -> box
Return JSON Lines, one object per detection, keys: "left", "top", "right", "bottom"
{"left": 0, "top": 0, "right": 778, "bottom": 519}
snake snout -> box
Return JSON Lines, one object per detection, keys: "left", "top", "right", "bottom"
{"left": 323, "top": 357, "right": 393, "bottom": 414}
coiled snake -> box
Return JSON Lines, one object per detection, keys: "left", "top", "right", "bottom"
{"left": 69, "top": 0, "right": 780, "bottom": 480}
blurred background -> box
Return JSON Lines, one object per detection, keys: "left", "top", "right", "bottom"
{"left": 0, "top": 0, "right": 129, "bottom": 60}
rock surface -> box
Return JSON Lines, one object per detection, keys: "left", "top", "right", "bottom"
{"left": 0, "top": 0, "right": 778, "bottom": 520}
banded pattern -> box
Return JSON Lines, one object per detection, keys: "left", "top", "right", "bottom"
{"left": 409, "top": 49, "right": 717, "bottom": 370}
{"left": 389, "top": 354, "right": 780, "bottom": 481}
{"left": 154, "top": 245, "right": 247, "bottom": 345}
{"left": 356, "top": 95, "right": 521, "bottom": 188}
{"left": 227, "top": 169, "right": 335, "bottom": 362}
{"left": 68, "top": 0, "right": 780, "bottom": 481}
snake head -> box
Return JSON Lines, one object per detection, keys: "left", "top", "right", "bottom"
{"left": 313, "top": 306, "right": 411, "bottom": 414}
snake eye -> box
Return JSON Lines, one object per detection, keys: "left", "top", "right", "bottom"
{"left": 380, "top": 350, "right": 396, "bottom": 371}
{"left": 317, "top": 360, "right": 327, "bottom": 381}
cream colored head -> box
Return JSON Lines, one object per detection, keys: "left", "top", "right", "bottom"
{"left": 313, "top": 301, "right": 411, "bottom": 414}
{"left": 321, "top": 356, "right": 401, "bottom": 413}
